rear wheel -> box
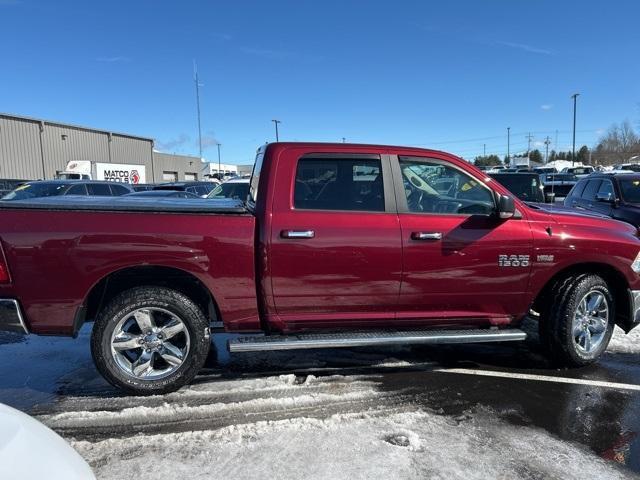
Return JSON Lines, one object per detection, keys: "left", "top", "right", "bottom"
{"left": 91, "top": 286, "right": 210, "bottom": 395}
{"left": 542, "top": 274, "right": 614, "bottom": 367}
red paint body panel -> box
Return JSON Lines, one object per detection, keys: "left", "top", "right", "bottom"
{"left": 2, "top": 142, "right": 640, "bottom": 337}
{"left": 0, "top": 210, "right": 259, "bottom": 334}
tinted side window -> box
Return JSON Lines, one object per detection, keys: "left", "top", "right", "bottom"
{"left": 294, "top": 157, "right": 384, "bottom": 212}
{"left": 87, "top": 183, "right": 112, "bottom": 196}
{"left": 109, "top": 184, "right": 130, "bottom": 196}
{"left": 597, "top": 180, "right": 614, "bottom": 198}
{"left": 400, "top": 157, "right": 494, "bottom": 215}
{"left": 581, "top": 179, "right": 602, "bottom": 201}
{"left": 66, "top": 184, "right": 87, "bottom": 195}
{"left": 570, "top": 179, "right": 588, "bottom": 198}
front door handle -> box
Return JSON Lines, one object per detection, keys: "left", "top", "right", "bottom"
{"left": 281, "top": 229, "right": 315, "bottom": 239}
{"left": 411, "top": 231, "right": 442, "bottom": 241}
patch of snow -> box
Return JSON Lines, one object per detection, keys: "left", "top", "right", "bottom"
{"left": 72, "top": 408, "right": 629, "bottom": 480}
{"left": 607, "top": 327, "right": 640, "bottom": 354}
{"left": 40, "top": 377, "right": 383, "bottom": 430}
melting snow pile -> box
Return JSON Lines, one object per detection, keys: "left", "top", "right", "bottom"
{"left": 608, "top": 327, "right": 640, "bottom": 354}
{"left": 72, "top": 408, "right": 629, "bottom": 480}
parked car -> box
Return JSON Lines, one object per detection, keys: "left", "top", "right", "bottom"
{"left": 153, "top": 181, "right": 216, "bottom": 198}
{"left": 207, "top": 178, "right": 250, "bottom": 200}
{"left": 1, "top": 180, "right": 133, "bottom": 200}
{"left": 131, "top": 184, "right": 156, "bottom": 192}
{"left": 125, "top": 190, "right": 200, "bottom": 199}
{"left": 1, "top": 142, "right": 640, "bottom": 396}
{"left": 0, "top": 403, "right": 95, "bottom": 479}
{"left": 561, "top": 166, "right": 595, "bottom": 178}
{"left": 564, "top": 173, "right": 640, "bottom": 227}
{"left": 488, "top": 172, "right": 548, "bottom": 203}
{"left": 533, "top": 166, "right": 557, "bottom": 174}
{"left": 613, "top": 163, "right": 640, "bottom": 173}
{"left": 0, "top": 179, "right": 27, "bottom": 197}
{"left": 541, "top": 173, "right": 578, "bottom": 199}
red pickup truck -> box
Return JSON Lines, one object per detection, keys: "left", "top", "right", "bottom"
{"left": 1, "top": 143, "right": 640, "bottom": 395}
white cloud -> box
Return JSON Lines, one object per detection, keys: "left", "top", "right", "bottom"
{"left": 540, "top": 104, "right": 553, "bottom": 110}
{"left": 96, "top": 56, "right": 131, "bottom": 63}
{"left": 497, "top": 41, "right": 553, "bottom": 55}
{"left": 240, "top": 47, "right": 291, "bottom": 60}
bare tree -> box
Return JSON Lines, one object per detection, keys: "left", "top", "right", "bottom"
{"left": 592, "top": 120, "right": 640, "bottom": 165}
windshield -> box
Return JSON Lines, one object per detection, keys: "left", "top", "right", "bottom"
{"left": 207, "top": 182, "right": 250, "bottom": 200}
{"left": 491, "top": 175, "right": 544, "bottom": 202}
{"left": 619, "top": 179, "right": 640, "bottom": 203}
{"left": 2, "top": 183, "right": 69, "bottom": 200}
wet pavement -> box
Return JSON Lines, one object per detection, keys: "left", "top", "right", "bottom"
{"left": 1, "top": 323, "right": 640, "bottom": 477}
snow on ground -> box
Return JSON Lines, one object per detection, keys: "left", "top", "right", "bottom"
{"left": 73, "top": 407, "right": 629, "bottom": 480}
{"left": 608, "top": 327, "right": 640, "bottom": 354}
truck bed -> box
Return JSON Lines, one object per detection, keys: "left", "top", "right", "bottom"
{"left": 0, "top": 199, "right": 258, "bottom": 335}
{"left": 0, "top": 196, "right": 248, "bottom": 214}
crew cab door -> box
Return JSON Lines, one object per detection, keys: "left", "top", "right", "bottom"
{"left": 267, "top": 150, "right": 402, "bottom": 330}
{"left": 393, "top": 155, "right": 533, "bottom": 325}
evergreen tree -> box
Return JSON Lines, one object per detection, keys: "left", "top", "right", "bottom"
{"left": 529, "top": 149, "right": 543, "bottom": 164}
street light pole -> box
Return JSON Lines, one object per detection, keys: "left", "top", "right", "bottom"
{"left": 507, "top": 127, "right": 511, "bottom": 165}
{"left": 571, "top": 93, "right": 580, "bottom": 166}
{"left": 216, "top": 143, "right": 221, "bottom": 179}
{"left": 271, "top": 119, "right": 281, "bottom": 142}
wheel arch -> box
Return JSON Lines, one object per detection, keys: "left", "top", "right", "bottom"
{"left": 75, "top": 265, "right": 220, "bottom": 336}
{"left": 531, "top": 262, "right": 631, "bottom": 331}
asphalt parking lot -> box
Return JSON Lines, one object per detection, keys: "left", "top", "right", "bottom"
{"left": 1, "top": 319, "right": 640, "bottom": 479}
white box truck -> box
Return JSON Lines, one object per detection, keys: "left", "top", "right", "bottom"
{"left": 56, "top": 161, "right": 146, "bottom": 184}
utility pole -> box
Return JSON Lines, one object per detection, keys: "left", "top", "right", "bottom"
{"left": 507, "top": 127, "right": 511, "bottom": 164}
{"left": 544, "top": 136, "right": 551, "bottom": 163}
{"left": 483, "top": 143, "right": 486, "bottom": 156}
{"left": 525, "top": 132, "right": 534, "bottom": 157}
{"left": 571, "top": 93, "right": 580, "bottom": 166}
{"left": 271, "top": 119, "right": 281, "bottom": 142}
{"left": 216, "top": 143, "right": 222, "bottom": 179}
{"left": 342, "top": 137, "right": 346, "bottom": 143}
{"left": 193, "top": 61, "right": 203, "bottom": 160}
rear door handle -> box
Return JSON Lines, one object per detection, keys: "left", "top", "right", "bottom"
{"left": 281, "top": 229, "right": 315, "bottom": 239}
{"left": 411, "top": 232, "right": 442, "bottom": 241}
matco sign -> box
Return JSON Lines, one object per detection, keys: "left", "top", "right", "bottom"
{"left": 95, "top": 163, "right": 146, "bottom": 184}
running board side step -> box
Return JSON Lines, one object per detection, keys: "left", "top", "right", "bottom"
{"left": 228, "top": 328, "right": 527, "bottom": 353}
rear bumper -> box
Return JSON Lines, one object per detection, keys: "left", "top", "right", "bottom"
{"left": 0, "top": 299, "right": 28, "bottom": 334}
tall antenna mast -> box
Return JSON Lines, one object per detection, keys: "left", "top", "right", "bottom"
{"left": 194, "top": 60, "right": 203, "bottom": 160}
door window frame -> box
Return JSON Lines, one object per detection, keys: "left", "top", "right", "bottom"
{"left": 291, "top": 153, "right": 397, "bottom": 214}
{"left": 390, "top": 155, "right": 498, "bottom": 216}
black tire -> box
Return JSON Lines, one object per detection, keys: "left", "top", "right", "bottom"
{"left": 91, "top": 286, "right": 210, "bottom": 395}
{"left": 541, "top": 274, "right": 615, "bottom": 367}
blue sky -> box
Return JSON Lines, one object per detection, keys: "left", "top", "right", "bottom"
{"left": 1, "top": 0, "right": 639, "bottom": 164}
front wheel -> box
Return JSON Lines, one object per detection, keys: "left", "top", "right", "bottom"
{"left": 91, "top": 286, "right": 210, "bottom": 395}
{"left": 543, "top": 274, "right": 614, "bottom": 367}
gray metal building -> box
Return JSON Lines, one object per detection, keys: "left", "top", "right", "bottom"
{"left": 0, "top": 113, "right": 213, "bottom": 183}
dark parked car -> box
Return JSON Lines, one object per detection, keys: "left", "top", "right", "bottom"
{"left": 125, "top": 190, "right": 200, "bottom": 199}
{"left": 207, "top": 178, "right": 250, "bottom": 200}
{"left": 489, "top": 172, "right": 548, "bottom": 203}
{"left": 1, "top": 180, "right": 133, "bottom": 200}
{"left": 153, "top": 181, "right": 216, "bottom": 198}
{"left": 0, "top": 179, "right": 27, "bottom": 197}
{"left": 564, "top": 173, "right": 640, "bottom": 227}
{"left": 131, "top": 184, "right": 156, "bottom": 192}
{"left": 541, "top": 173, "right": 578, "bottom": 199}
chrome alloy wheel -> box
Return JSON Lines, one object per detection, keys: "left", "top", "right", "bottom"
{"left": 572, "top": 290, "right": 609, "bottom": 354}
{"left": 110, "top": 307, "right": 190, "bottom": 380}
